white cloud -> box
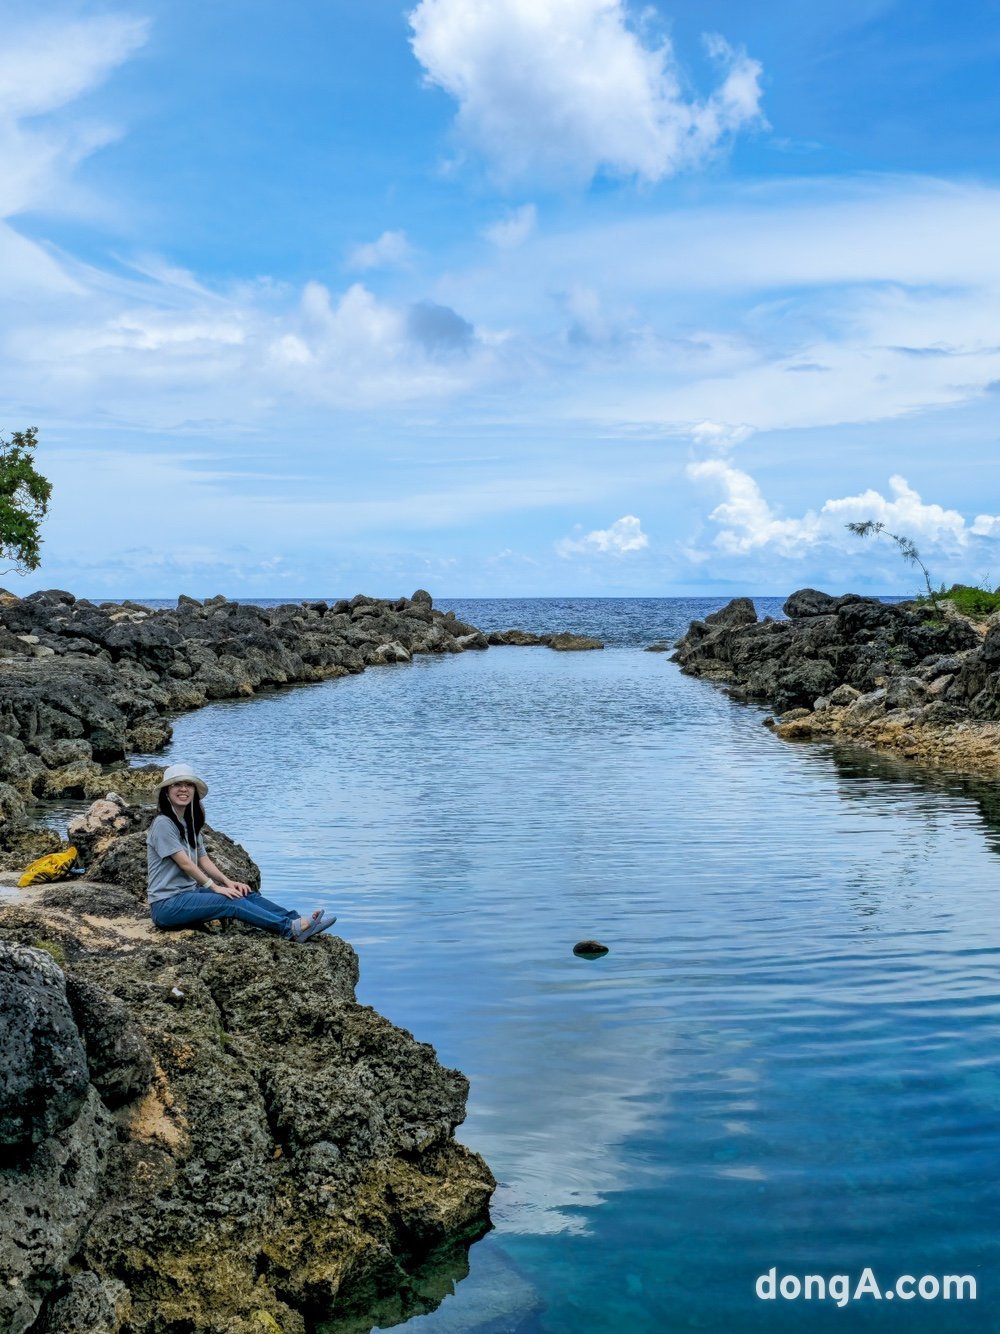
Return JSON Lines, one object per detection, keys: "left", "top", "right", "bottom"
{"left": 822, "top": 476, "right": 974, "bottom": 549}
{"left": 347, "top": 229, "right": 415, "bottom": 271}
{"left": 687, "top": 460, "right": 820, "bottom": 554}
{"left": 557, "top": 514, "right": 648, "bottom": 556}
{"left": 408, "top": 0, "right": 763, "bottom": 185}
{"left": 484, "top": 203, "right": 537, "bottom": 249}
{"left": 0, "top": 15, "right": 149, "bottom": 119}
{"left": 0, "top": 14, "right": 149, "bottom": 219}
{"left": 5, "top": 269, "right": 490, "bottom": 419}
{"left": 689, "top": 420, "right": 755, "bottom": 452}
{"left": 687, "top": 463, "right": 1000, "bottom": 558}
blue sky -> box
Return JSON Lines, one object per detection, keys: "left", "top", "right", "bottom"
{"left": 3, "top": 0, "right": 1000, "bottom": 597}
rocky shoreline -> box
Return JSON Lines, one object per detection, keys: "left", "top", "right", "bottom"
{"left": 0, "top": 587, "right": 604, "bottom": 1333}
{"left": 0, "top": 827, "right": 494, "bottom": 1333}
{"left": 0, "top": 587, "right": 601, "bottom": 864}
{"left": 672, "top": 588, "right": 1000, "bottom": 775}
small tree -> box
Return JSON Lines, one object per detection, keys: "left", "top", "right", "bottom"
{"left": 0, "top": 427, "right": 52, "bottom": 575}
{"left": 846, "top": 520, "right": 938, "bottom": 608}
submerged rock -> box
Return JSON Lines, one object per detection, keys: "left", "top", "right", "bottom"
{"left": 545, "top": 633, "right": 604, "bottom": 652}
{"left": 573, "top": 940, "right": 609, "bottom": 958}
{"left": 487, "top": 628, "right": 545, "bottom": 646}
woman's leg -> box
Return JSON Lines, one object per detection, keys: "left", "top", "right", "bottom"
{"left": 246, "top": 891, "right": 299, "bottom": 919}
{"left": 151, "top": 891, "right": 293, "bottom": 937}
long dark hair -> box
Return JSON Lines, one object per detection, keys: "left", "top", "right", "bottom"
{"left": 158, "top": 786, "right": 206, "bottom": 850}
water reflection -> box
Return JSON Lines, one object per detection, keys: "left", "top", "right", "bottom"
{"left": 119, "top": 605, "right": 1000, "bottom": 1332}
{"left": 315, "top": 1225, "right": 496, "bottom": 1334}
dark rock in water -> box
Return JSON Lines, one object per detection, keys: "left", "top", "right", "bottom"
{"left": 487, "top": 628, "right": 546, "bottom": 646}
{"left": 573, "top": 940, "right": 609, "bottom": 958}
{"left": 545, "top": 633, "right": 604, "bottom": 652}
{"left": 674, "top": 590, "right": 980, "bottom": 710}
{"left": 0, "top": 942, "right": 90, "bottom": 1148}
{"left": 644, "top": 641, "right": 672, "bottom": 652}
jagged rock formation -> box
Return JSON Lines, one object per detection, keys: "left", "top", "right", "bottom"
{"left": 0, "top": 588, "right": 605, "bottom": 866}
{"left": 0, "top": 798, "right": 494, "bottom": 1334}
{"left": 673, "top": 590, "right": 1000, "bottom": 774}
{"left": 0, "top": 589, "right": 493, "bottom": 864}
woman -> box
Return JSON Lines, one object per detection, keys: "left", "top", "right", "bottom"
{"left": 147, "top": 762, "right": 336, "bottom": 942}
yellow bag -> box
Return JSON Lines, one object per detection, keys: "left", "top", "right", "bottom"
{"left": 18, "top": 847, "right": 79, "bottom": 888}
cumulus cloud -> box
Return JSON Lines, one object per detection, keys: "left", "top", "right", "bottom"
{"left": 484, "top": 203, "right": 537, "bottom": 248}
{"left": 347, "top": 229, "right": 414, "bottom": 271}
{"left": 408, "top": 0, "right": 764, "bottom": 185}
{"left": 557, "top": 514, "right": 648, "bottom": 557}
{"left": 687, "top": 460, "right": 819, "bottom": 554}
{"left": 688, "top": 463, "right": 1000, "bottom": 557}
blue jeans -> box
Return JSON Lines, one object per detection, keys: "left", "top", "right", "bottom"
{"left": 150, "top": 890, "right": 300, "bottom": 937}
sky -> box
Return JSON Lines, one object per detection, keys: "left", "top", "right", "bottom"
{"left": 2, "top": 0, "right": 1000, "bottom": 598}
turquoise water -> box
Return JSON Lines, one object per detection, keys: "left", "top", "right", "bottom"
{"left": 153, "top": 598, "right": 998, "bottom": 1332}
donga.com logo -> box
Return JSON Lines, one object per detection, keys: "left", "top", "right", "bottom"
{"left": 756, "top": 1267, "right": 976, "bottom": 1308}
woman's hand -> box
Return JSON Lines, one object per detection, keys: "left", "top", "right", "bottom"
{"left": 229, "top": 880, "right": 252, "bottom": 896}
{"left": 213, "top": 883, "right": 247, "bottom": 899}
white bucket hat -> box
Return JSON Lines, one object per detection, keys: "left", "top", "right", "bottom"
{"left": 156, "top": 762, "right": 208, "bottom": 799}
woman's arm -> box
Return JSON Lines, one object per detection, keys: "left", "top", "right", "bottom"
{"left": 198, "top": 853, "right": 251, "bottom": 897}
{"left": 168, "top": 849, "right": 247, "bottom": 900}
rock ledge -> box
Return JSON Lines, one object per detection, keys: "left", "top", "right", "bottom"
{"left": 672, "top": 590, "right": 1000, "bottom": 774}
{"left": 0, "top": 801, "right": 494, "bottom": 1333}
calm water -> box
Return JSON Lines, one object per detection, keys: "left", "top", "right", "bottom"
{"left": 140, "top": 598, "right": 997, "bottom": 1332}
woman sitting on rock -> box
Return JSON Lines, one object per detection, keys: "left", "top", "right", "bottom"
{"left": 147, "top": 763, "right": 335, "bottom": 942}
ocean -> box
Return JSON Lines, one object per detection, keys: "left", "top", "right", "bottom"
{"left": 132, "top": 597, "right": 998, "bottom": 1332}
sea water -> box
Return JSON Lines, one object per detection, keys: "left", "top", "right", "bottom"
{"left": 144, "top": 598, "right": 999, "bottom": 1332}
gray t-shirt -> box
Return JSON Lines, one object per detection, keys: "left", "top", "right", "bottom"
{"left": 147, "top": 813, "right": 207, "bottom": 903}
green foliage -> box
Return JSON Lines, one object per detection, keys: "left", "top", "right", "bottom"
{"left": 920, "top": 583, "right": 1000, "bottom": 620}
{"left": 846, "top": 519, "right": 937, "bottom": 606}
{"left": 0, "top": 427, "right": 52, "bottom": 574}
